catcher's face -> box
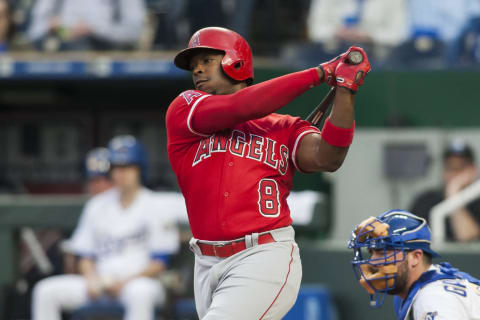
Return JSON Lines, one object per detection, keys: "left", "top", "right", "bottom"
{"left": 190, "top": 49, "right": 244, "bottom": 95}
{"left": 357, "top": 249, "right": 403, "bottom": 294}
{"left": 368, "top": 249, "right": 409, "bottom": 295}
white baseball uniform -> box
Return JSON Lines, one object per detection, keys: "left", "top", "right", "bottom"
{"left": 404, "top": 265, "right": 480, "bottom": 320}
{"left": 32, "top": 187, "right": 180, "bottom": 320}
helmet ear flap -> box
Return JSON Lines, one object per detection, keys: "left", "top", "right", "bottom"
{"left": 234, "top": 61, "right": 244, "bottom": 70}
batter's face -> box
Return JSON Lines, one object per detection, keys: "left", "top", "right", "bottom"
{"left": 110, "top": 165, "right": 141, "bottom": 191}
{"left": 190, "top": 49, "right": 243, "bottom": 95}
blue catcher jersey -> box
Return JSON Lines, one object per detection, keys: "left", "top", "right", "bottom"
{"left": 394, "top": 262, "right": 480, "bottom": 320}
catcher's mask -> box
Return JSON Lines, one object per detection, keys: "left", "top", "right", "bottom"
{"left": 348, "top": 210, "right": 440, "bottom": 308}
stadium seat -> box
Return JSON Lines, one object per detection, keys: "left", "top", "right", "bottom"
{"left": 70, "top": 297, "right": 165, "bottom": 320}
{"left": 172, "top": 298, "right": 197, "bottom": 320}
{"left": 283, "top": 285, "right": 338, "bottom": 320}
{"left": 386, "top": 37, "right": 447, "bottom": 70}
{"left": 450, "top": 17, "right": 480, "bottom": 66}
{"left": 279, "top": 42, "right": 347, "bottom": 69}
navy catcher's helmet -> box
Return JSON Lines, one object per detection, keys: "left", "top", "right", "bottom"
{"left": 85, "top": 147, "right": 110, "bottom": 179}
{"left": 348, "top": 210, "right": 439, "bottom": 308}
{"left": 107, "top": 135, "right": 147, "bottom": 182}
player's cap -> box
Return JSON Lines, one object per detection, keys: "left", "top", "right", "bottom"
{"left": 85, "top": 147, "right": 110, "bottom": 179}
{"left": 107, "top": 135, "right": 148, "bottom": 182}
{"left": 443, "top": 139, "right": 474, "bottom": 162}
{"left": 174, "top": 27, "right": 253, "bottom": 84}
{"left": 108, "top": 135, "right": 146, "bottom": 167}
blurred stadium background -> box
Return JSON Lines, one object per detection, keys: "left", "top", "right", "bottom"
{"left": 1, "top": 0, "right": 480, "bottom": 319}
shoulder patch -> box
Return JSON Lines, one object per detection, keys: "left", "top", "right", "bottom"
{"left": 181, "top": 90, "right": 203, "bottom": 105}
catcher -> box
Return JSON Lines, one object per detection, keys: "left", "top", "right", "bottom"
{"left": 349, "top": 210, "right": 480, "bottom": 319}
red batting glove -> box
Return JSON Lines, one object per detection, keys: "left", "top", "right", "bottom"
{"left": 335, "top": 46, "right": 371, "bottom": 92}
{"left": 318, "top": 52, "right": 347, "bottom": 86}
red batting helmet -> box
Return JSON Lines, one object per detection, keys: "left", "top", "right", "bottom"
{"left": 174, "top": 27, "right": 254, "bottom": 83}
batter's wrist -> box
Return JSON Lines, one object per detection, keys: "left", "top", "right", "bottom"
{"left": 337, "top": 86, "right": 356, "bottom": 95}
{"left": 321, "top": 118, "right": 355, "bottom": 147}
{"left": 316, "top": 66, "right": 324, "bottom": 82}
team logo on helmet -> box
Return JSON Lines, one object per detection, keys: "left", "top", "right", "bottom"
{"left": 85, "top": 147, "right": 110, "bottom": 178}
{"left": 191, "top": 32, "right": 200, "bottom": 47}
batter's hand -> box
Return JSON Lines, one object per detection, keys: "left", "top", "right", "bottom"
{"left": 335, "top": 46, "right": 371, "bottom": 92}
{"left": 319, "top": 52, "right": 348, "bottom": 86}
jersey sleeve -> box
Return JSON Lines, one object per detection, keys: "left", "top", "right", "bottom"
{"left": 413, "top": 281, "right": 470, "bottom": 320}
{"left": 166, "top": 90, "right": 212, "bottom": 140}
{"left": 167, "top": 69, "right": 321, "bottom": 139}
{"left": 69, "top": 201, "right": 96, "bottom": 258}
{"left": 287, "top": 117, "right": 321, "bottom": 172}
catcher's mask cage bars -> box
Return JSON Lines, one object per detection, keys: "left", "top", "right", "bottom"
{"left": 348, "top": 218, "right": 407, "bottom": 308}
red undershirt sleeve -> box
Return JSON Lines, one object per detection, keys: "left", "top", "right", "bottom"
{"left": 191, "top": 68, "right": 321, "bottom": 135}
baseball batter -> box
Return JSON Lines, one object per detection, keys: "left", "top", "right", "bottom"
{"left": 349, "top": 210, "right": 480, "bottom": 320}
{"left": 166, "top": 27, "right": 371, "bottom": 319}
{"left": 32, "top": 136, "right": 180, "bottom": 320}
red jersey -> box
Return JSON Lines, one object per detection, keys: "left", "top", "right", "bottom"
{"left": 167, "top": 93, "right": 320, "bottom": 241}
{"left": 166, "top": 68, "right": 322, "bottom": 240}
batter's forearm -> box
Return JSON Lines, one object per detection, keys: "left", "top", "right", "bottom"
{"left": 329, "top": 87, "right": 355, "bottom": 128}
{"left": 288, "top": 88, "right": 355, "bottom": 173}
{"left": 313, "top": 87, "right": 355, "bottom": 171}
{"left": 192, "top": 68, "right": 322, "bottom": 134}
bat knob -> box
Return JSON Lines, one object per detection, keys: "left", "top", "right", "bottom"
{"left": 347, "top": 51, "right": 363, "bottom": 65}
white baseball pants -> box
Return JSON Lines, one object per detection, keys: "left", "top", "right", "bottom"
{"left": 189, "top": 226, "right": 302, "bottom": 320}
{"left": 32, "top": 275, "right": 164, "bottom": 320}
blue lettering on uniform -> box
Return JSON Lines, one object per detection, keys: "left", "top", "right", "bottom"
{"left": 95, "top": 226, "right": 148, "bottom": 257}
{"left": 442, "top": 279, "right": 467, "bottom": 297}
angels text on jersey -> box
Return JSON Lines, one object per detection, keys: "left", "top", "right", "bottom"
{"left": 193, "top": 129, "right": 289, "bottom": 175}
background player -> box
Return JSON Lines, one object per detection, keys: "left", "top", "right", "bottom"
{"left": 348, "top": 210, "right": 480, "bottom": 319}
{"left": 83, "top": 147, "right": 113, "bottom": 196}
{"left": 166, "top": 27, "right": 371, "bottom": 319}
{"left": 410, "top": 139, "right": 480, "bottom": 242}
{"left": 62, "top": 147, "right": 113, "bottom": 274}
{"left": 32, "top": 135, "right": 180, "bottom": 320}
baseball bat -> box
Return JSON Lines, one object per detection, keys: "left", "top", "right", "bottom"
{"left": 306, "top": 50, "right": 364, "bottom": 126}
